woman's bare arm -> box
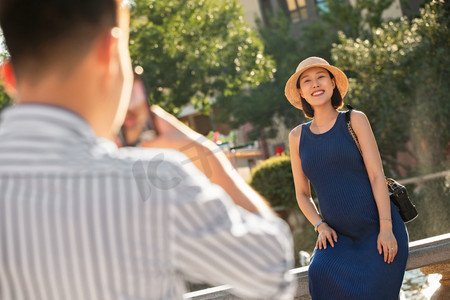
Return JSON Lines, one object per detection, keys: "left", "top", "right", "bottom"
{"left": 142, "top": 105, "right": 274, "bottom": 217}
{"left": 351, "top": 110, "right": 397, "bottom": 263}
{"left": 289, "top": 125, "right": 337, "bottom": 249}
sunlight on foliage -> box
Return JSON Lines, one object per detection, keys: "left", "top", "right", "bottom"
{"left": 332, "top": 0, "right": 449, "bottom": 174}
{"left": 129, "top": 0, "right": 274, "bottom": 115}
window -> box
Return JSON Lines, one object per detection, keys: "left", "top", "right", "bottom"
{"left": 286, "top": 0, "right": 308, "bottom": 22}
{"left": 315, "top": 0, "right": 329, "bottom": 13}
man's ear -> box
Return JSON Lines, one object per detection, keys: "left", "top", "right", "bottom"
{"left": 298, "top": 88, "right": 304, "bottom": 99}
{"left": 332, "top": 78, "right": 336, "bottom": 89}
{"left": 95, "top": 29, "right": 119, "bottom": 78}
{"left": 1, "top": 61, "right": 17, "bottom": 97}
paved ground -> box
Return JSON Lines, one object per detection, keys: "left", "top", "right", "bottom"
{"left": 401, "top": 269, "right": 441, "bottom": 299}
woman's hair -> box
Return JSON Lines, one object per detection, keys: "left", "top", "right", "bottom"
{"left": 296, "top": 70, "right": 343, "bottom": 119}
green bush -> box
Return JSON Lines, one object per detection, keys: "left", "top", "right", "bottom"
{"left": 250, "top": 155, "right": 319, "bottom": 258}
{"left": 0, "top": 81, "right": 11, "bottom": 112}
{"left": 249, "top": 154, "right": 297, "bottom": 209}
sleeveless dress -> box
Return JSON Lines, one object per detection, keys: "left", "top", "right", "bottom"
{"left": 299, "top": 111, "right": 408, "bottom": 300}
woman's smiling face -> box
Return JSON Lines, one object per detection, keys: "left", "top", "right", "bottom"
{"left": 298, "top": 67, "right": 336, "bottom": 107}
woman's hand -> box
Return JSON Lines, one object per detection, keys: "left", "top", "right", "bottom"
{"left": 316, "top": 223, "right": 338, "bottom": 250}
{"left": 377, "top": 229, "right": 398, "bottom": 263}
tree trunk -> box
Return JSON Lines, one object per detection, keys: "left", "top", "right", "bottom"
{"left": 258, "top": 128, "right": 270, "bottom": 159}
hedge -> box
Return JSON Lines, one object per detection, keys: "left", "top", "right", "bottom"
{"left": 249, "top": 154, "right": 298, "bottom": 209}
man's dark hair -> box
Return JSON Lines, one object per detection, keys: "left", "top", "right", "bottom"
{"left": 296, "top": 71, "right": 343, "bottom": 119}
{"left": 0, "top": 0, "right": 118, "bottom": 77}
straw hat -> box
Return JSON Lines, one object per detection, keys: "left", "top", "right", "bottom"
{"left": 284, "top": 57, "right": 348, "bottom": 110}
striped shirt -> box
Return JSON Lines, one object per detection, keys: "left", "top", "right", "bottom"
{"left": 0, "top": 104, "right": 295, "bottom": 300}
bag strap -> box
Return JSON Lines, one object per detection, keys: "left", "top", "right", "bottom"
{"left": 345, "top": 104, "right": 362, "bottom": 155}
{"left": 345, "top": 106, "right": 400, "bottom": 190}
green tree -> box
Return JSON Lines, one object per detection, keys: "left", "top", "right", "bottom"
{"left": 332, "top": 0, "right": 449, "bottom": 174}
{"left": 315, "top": 0, "right": 395, "bottom": 39}
{"left": 129, "top": 0, "right": 274, "bottom": 114}
{"left": 214, "top": 12, "right": 305, "bottom": 140}
{"left": 296, "top": 0, "right": 397, "bottom": 63}
{"left": 0, "top": 1, "right": 274, "bottom": 113}
{"left": 289, "top": 0, "right": 396, "bottom": 65}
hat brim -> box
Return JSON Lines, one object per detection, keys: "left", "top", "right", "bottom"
{"left": 285, "top": 64, "right": 348, "bottom": 110}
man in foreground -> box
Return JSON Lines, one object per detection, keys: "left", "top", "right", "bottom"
{"left": 0, "top": 0, "right": 295, "bottom": 299}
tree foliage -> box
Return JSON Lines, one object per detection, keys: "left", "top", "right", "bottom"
{"left": 249, "top": 154, "right": 297, "bottom": 208}
{"left": 0, "top": 31, "right": 11, "bottom": 111}
{"left": 129, "top": 0, "right": 274, "bottom": 115}
{"left": 0, "top": 78, "right": 11, "bottom": 112}
{"left": 0, "top": 0, "right": 274, "bottom": 113}
{"left": 214, "top": 12, "right": 305, "bottom": 139}
{"left": 318, "top": 0, "right": 395, "bottom": 39}
{"left": 332, "top": 0, "right": 449, "bottom": 174}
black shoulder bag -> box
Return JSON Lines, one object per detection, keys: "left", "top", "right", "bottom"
{"left": 345, "top": 106, "right": 418, "bottom": 223}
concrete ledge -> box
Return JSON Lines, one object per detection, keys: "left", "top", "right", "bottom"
{"left": 406, "top": 233, "right": 450, "bottom": 270}
{"left": 184, "top": 285, "right": 237, "bottom": 300}
{"left": 185, "top": 233, "right": 450, "bottom": 300}
{"left": 289, "top": 267, "right": 310, "bottom": 300}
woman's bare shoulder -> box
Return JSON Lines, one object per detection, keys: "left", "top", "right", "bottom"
{"left": 349, "top": 109, "right": 370, "bottom": 129}
{"left": 289, "top": 124, "right": 304, "bottom": 140}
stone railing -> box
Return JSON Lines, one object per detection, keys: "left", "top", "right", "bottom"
{"left": 185, "top": 233, "right": 450, "bottom": 300}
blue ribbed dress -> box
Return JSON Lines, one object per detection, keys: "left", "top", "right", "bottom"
{"left": 299, "top": 111, "right": 408, "bottom": 300}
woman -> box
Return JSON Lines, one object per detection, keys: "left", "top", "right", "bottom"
{"left": 285, "top": 57, "right": 408, "bottom": 299}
